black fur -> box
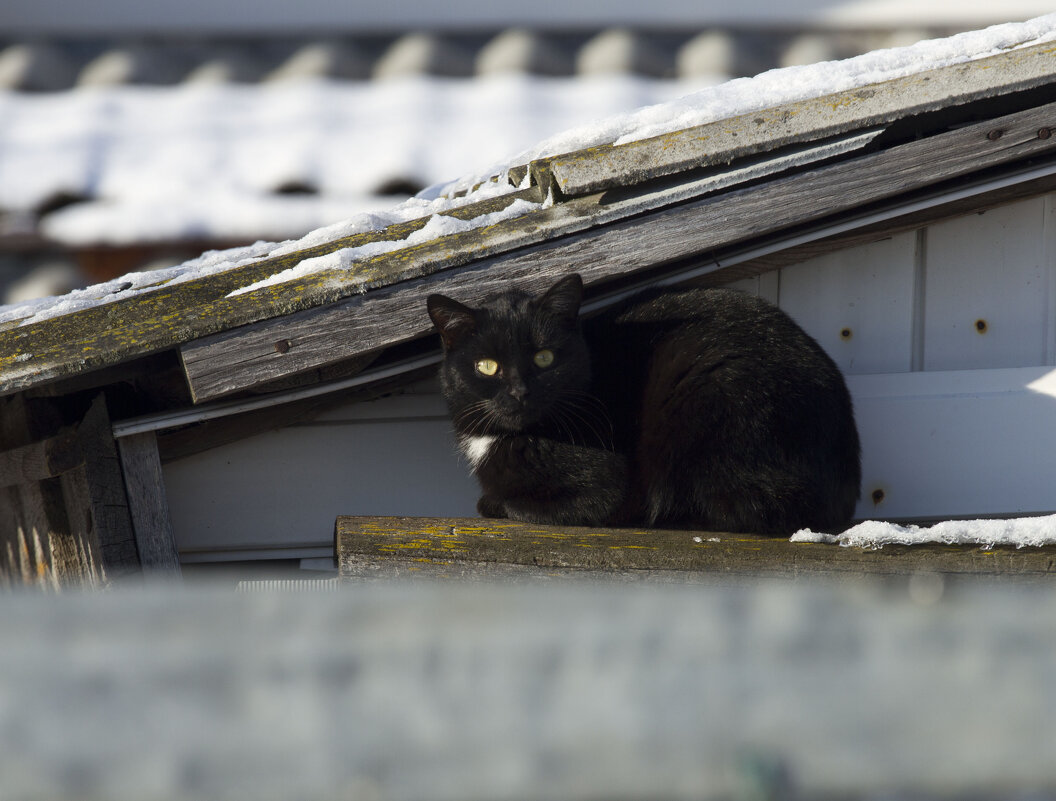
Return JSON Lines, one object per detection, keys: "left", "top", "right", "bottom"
{"left": 426, "top": 273, "right": 861, "bottom": 535}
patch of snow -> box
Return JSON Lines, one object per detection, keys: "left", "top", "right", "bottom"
{"left": 790, "top": 530, "right": 839, "bottom": 544}
{"left": 471, "top": 13, "right": 1056, "bottom": 181}
{"left": 792, "top": 514, "right": 1056, "bottom": 549}
{"left": 226, "top": 196, "right": 542, "bottom": 297}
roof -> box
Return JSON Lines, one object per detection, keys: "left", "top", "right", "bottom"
{"left": 0, "top": 21, "right": 1032, "bottom": 249}
{"left": 4, "top": 16, "right": 1056, "bottom": 416}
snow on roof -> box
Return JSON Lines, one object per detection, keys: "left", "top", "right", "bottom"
{"left": 0, "top": 74, "right": 708, "bottom": 243}
{"left": 2, "top": 13, "right": 1056, "bottom": 332}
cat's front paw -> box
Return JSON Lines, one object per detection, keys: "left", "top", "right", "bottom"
{"left": 477, "top": 495, "right": 508, "bottom": 518}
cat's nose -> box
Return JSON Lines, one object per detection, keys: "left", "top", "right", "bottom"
{"left": 508, "top": 378, "right": 529, "bottom": 400}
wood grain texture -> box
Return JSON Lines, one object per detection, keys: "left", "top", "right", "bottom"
{"left": 0, "top": 395, "right": 70, "bottom": 585}
{"left": 76, "top": 394, "right": 140, "bottom": 578}
{"left": 117, "top": 432, "right": 181, "bottom": 574}
{"left": 336, "top": 516, "right": 1056, "bottom": 579}
{"left": 183, "top": 101, "right": 1056, "bottom": 401}
{"left": 0, "top": 428, "right": 82, "bottom": 488}
{"left": 543, "top": 41, "right": 1056, "bottom": 195}
{"left": 0, "top": 189, "right": 537, "bottom": 397}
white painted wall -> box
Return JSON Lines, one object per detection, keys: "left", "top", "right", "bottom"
{"left": 165, "top": 387, "right": 479, "bottom": 561}
{"left": 165, "top": 191, "right": 1056, "bottom": 559}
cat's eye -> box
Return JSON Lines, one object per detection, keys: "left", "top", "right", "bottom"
{"left": 533, "top": 349, "right": 555, "bottom": 368}
{"left": 475, "top": 358, "right": 500, "bottom": 376}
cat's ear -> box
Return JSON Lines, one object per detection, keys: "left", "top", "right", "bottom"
{"left": 427, "top": 294, "right": 476, "bottom": 349}
{"left": 537, "top": 273, "right": 583, "bottom": 324}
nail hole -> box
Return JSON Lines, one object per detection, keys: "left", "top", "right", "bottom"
{"left": 274, "top": 339, "right": 292, "bottom": 354}
{"left": 987, "top": 129, "right": 1004, "bottom": 141}
{"left": 975, "top": 319, "right": 988, "bottom": 334}
{"left": 871, "top": 488, "right": 885, "bottom": 505}
{"left": 839, "top": 327, "right": 853, "bottom": 340}
{"left": 1040, "top": 127, "right": 1052, "bottom": 140}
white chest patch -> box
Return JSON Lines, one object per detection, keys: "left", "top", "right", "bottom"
{"left": 459, "top": 435, "right": 497, "bottom": 470}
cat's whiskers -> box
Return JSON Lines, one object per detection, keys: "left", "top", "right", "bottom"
{"left": 547, "top": 405, "right": 582, "bottom": 449}
{"left": 551, "top": 390, "right": 616, "bottom": 451}
{"left": 453, "top": 399, "right": 497, "bottom": 437}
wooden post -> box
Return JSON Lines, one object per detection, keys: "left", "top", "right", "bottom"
{"left": 117, "top": 431, "right": 181, "bottom": 575}
{"left": 0, "top": 394, "right": 83, "bottom": 586}
{"left": 73, "top": 394, "right": 140, "bottom": 578}
{"left": 0, "top": 392, "right": 152, "bottom": 585}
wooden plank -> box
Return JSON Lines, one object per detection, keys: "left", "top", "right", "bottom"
{"left": 0, "top": 393, "right": 142, "bottom": 585}
{"left": 0, "top": 189, "right": 541, "bottom": 397}
{"left": 0, "top": 428, "right": 82, "bottom": 488}
{"left": 76, "top": 394, "right": 140, "bottom": 578}
{"left": 541, "top": 40, "right": 1056, "bottom": 195}
{"left": 336, "top": 516, "right": 1056, "bottom": 579}
{"left": 0, "top": 394, "right": 87, "bottom": 586}
{"left": 182, "top": 101, "right": 1056, "bottom": 401}
{"left": 117, "top": 432, "right": 181, "bottom": 575}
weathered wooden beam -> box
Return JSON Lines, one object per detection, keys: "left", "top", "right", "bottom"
{"left": 183, "top": 102, "right": 1056, "bottom": 401}
{"left": 536, "top": 40, "right": 1056, "bottom": 196}
{"left": 116, "top": 431, "right": 181, "bottom": 575}
{"left": 0, "top": 427, "right": 82, "bottom": 488}
{"left": 74, "top": 393, "right": 140, "bottom": 578}
{"left": 336, "top": 516, "right": 1056, "bottom": 579}
{"left": 0, "top": 189, "right": 539, "bottom": 397}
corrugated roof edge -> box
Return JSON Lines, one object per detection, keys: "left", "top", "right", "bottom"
{"left": 2, "top": 39, "right": 1056, "bottom": 397}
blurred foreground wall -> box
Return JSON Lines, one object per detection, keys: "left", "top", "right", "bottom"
{"left": 1, "top": 578, "right": 1055, "bottom": 800}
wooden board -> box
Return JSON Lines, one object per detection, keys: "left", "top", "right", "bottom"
{"left": 181, "top": 101, "right": 1056, "bottom": 401}
{"left": 116, "top": 431, "right": 181, "bottom": 574}
{"left": 541, "top": 40, "right": 1056, "bottom": 195}
{"left": 0, "top": 427, "right": 82, "bottom": 489}
{"left": 336, "top": 516, "right": 1056, "bottom": 580}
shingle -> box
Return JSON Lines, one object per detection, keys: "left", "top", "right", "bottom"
{"left": 265, "top": 41, "right": 373, "bottom": 82}
{"left": 77, "top": 44, "right": 189, "bottom": 87}
{"left": 372, "top": 33, "right": 474, "bottom": 79}
{"left": 676, "top": 30, "right": 737, "bottom": 79}
{"left": 475, "top": 29, "right": 574, "bottom": 76}
{"left": 575, "top": 29, "right": 674, "bottom": 77}
{"left": 0, "top": 42, "right": 78, "bottom": 91}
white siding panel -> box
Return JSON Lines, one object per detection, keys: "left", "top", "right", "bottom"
{"left": 923, "top": 197, "right": 1049, "bottom": 371}
{"left": 850, "top": 366, "right": 1056, "bottom": 521}
{"left": 721, "top": 271, "right": 779, "bottom": 304}
{"left": 777, "top": 232, "right": 918, "bottom": 374}
{"left": 163, "top": 392, "right": 479, "bottom": 560}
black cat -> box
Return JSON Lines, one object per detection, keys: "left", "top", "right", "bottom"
{"left": 426, "top": 273, "right": 860, "bottom": 534}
